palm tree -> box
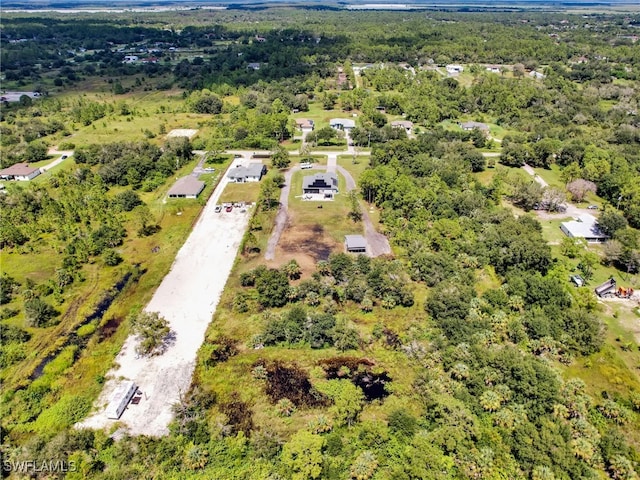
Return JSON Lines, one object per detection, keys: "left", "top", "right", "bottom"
{"left": 283, "top": 259, "right": 301, "bottom": 280}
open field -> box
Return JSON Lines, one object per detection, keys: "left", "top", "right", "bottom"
{"left": 219, "top": 181, "right": 261, "bottom": 204}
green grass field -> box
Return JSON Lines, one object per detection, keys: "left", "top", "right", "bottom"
{"left": 219, "top": 181, "right": 262, "bottom": 204}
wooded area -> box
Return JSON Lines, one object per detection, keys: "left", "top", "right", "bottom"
{"left": 0, "top": 7, "right": 639, "bottom": 480}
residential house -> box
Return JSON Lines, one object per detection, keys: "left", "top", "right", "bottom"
{"left": 227, "top": 163, "right": 267, "bottom": 183}
{"left": 247, "top": 62, "right": 261, "bottom": 70}
{"left": 446, "top": 64, "right": 464, "bottom": 75}
{"left": 123, "top": 55, "right": 139, "bottom": 63}
{"left": 560, "top": 214, "right": 609, "bottom": 243}
{"left": 345, "top": 235, "right": 367, "bottom": 254}
{"left": 329, "top": 118, "right": 356, "bottom": 131}
{"left": 167, "top": 176, "right": 205, "bottom": 199}
{"left": 0, "top": 163, "right": 41, "bottom": 181}
{"left": 486, "top": 65, "right": 501, "bottom": 73}
{"left": 295, "top": 119, "right": 315, "bottom": 131}
{"left": 529, "top": 70, "right": 546, "bottom": 79}
{"left": 302, "top": 172, "right": 338, "bottom": 200}
{"left": 391, "top": 120, "right": 414, "bottom": 135}
{"left": 460, "top": 121, "right": 490, "bottom": 134}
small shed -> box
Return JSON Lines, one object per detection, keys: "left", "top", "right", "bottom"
{"left": 345, "top": 235, "right": 367, "bottom": 253}
{"left": 106, "top": 381, "right": 138, "bottom": 420}
{"left": 168, "top": 176, "right": 205, "bottom": 199}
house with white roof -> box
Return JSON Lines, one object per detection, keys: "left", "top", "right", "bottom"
{"left": 560, "top": 214, "right": 609, "bottom": 243}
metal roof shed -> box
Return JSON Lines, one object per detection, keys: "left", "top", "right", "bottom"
{"left": 345, "top": 235, "right": 367, "bottom": 253}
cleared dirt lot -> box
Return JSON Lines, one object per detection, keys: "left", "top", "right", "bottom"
{"left": 79, "top": 165, "right": 250, "bottom": 436}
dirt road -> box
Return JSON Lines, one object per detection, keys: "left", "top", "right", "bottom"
{"left": 79, "top": 160, "right": 249, "bottom": 437}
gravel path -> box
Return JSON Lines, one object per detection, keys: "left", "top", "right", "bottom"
{"left": 78, "top": 160, "right": 249, "bottom": 437}
{"left": 337, "top": 165, "right": 391, "bottom": 257}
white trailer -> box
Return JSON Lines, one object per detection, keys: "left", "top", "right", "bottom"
{"left": 106, "top": 381, "right": 137, "bottom": 420}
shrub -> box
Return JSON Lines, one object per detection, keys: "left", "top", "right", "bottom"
{"left": 24, "top": 297, "right": 59, "bottom": 327}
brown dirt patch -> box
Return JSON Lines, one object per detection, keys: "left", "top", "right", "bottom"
{"left": 270, "top": 220, "right": 339, "bottom": 276}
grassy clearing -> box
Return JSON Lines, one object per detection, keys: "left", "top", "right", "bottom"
{"left": 532, "top": 165, "right": 564, "bottom": 189}
{"left": 539, "top": 218, "right": 568, "bottom": 244}
{"left": 337, "top": 154, "right": 371, "bottom": 182}
{"left": 288, "top": 170, "right": 357, "bottom": 244}
{"left": 219, "top": 182, "right": 262, "bottom": 204}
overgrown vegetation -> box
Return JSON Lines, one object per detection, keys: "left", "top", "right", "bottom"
{"left": 1, "top": 6, "right": 639, "bottom": 480}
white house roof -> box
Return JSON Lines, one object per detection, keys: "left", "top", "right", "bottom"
{"left": 461, "top": 121, "right": 489, "bottom": 131}
{"left": 345, "top": 235, "right": 367, "bottom": 250}
{"left": 329, "top": 118, "right": 356, "bottom": 129}
{"left": 561, "top": 213, "right": 609, "bottom": 240}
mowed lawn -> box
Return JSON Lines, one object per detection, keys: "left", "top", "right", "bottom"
{"left": 219, "top": 181, "right": 262, "bottom": 204}
{"left": 288, "top": 170, "right": 360, "bottom": 244}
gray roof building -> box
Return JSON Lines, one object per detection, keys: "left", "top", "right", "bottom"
{"left": 227, "top": 163, "right": 266, "bottom": 182}
{"left": 345, "top": 235, "right": 367, "bottom": 253}
{"left": 329, "top": 118, "right": 356, "bottom": 130}
{"left": 560, "top": 214, "right": 609, "bottom": 243}
{"left": 303, "top": 172, "right": 338, "bottom": 192}
{"left": 168, "top": 176, "right": 205, "bottom": 198}
{"left": 460, "top": 121, "right": 489, "bottom": 132}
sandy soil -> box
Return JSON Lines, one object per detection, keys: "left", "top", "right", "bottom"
{"left": 78, "top": 161, "right": 249, "bottom": 437}
{"left": 166, "top": 129, "right": 199, "bottom": 139}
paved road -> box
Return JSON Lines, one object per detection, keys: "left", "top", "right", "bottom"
{"left": 43, "top": 149, "right": 73, "bottom": 172}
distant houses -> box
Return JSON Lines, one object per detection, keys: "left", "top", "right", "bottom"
{"left": 227, "top": 163, "right": 267, "bottom": 183}
{"left": 329, "top": 118, "right": 356, "bottom": 131}
{"left": 0, "top": 163, "right": 41, "bottom": 181}
{"left": 302, "top": 172, "right": 338, "bottom": 201}
{"left": 560, "top": 214, "right": 609, "bottom": 243}
{"left": 167, "top": 176, "right": 205, "bottom": 199}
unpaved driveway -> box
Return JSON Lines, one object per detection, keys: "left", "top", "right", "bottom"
{"left": 265, "top": 161, "right": 390, "bottom": 260}
{"left": 79, "top": 160, "right": 250, "bottom": 437}
{"left": 337, "top": 165, "right": 391, "bottom": 257}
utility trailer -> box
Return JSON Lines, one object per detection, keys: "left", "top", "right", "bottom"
{"left": 105, "top": 381, "right": 137, "bottom": 420}
{"left": 594, "top": 278, "right": 617, "bottom": 298}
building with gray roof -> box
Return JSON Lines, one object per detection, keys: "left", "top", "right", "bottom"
{"left": 560, "top": 214, "right": 609, "bottom": 243}
{"left": 227, "top": 163, "right": 267, "bottom": 183}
